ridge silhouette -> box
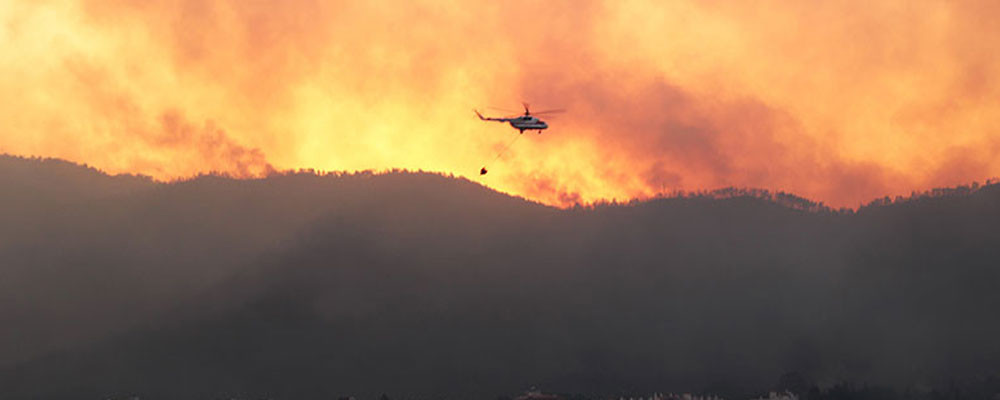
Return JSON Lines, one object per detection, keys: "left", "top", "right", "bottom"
{"left": 1, "top": 154, "right": 999, "bottom": 399}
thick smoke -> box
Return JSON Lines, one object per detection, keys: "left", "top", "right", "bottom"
{"left": 3, "top": 1, "right": 1000, "bottom": 206}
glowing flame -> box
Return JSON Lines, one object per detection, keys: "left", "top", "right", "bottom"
{"left": 2, "top": 1, "right": 1000, "bottom": 207}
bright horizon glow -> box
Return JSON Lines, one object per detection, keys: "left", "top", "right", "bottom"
{"left": 3, "top": 1, "right": 1000, "bottom": 207}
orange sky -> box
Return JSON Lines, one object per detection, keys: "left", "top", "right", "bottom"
{"left": 2, "top": 0, "right": 1000, "bottom": 207}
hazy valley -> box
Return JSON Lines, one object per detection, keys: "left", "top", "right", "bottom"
{"left": 1, "top": 155, "right": 999, "bottom": 399}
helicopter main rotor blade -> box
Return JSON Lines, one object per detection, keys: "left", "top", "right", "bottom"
{"left": 488, "top": 106, "right": 520, "bottom": 113}
{"left": 531, "top": 109, "right": 566, "bottom": 115}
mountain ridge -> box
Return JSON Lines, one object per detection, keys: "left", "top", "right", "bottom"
{"left": 4, "top": 153, "right": 997, "bottom": 212}
{"left": 1, "top": 154, "right": 999, "bottom": 399}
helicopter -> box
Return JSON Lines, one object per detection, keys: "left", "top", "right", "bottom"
{"left": 475, "top": 103, "right": 564, "bottom": 134}
{"left": 475, "top": 104, "right": 564, "bottom": 176}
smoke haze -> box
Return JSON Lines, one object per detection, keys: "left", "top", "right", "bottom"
{"left": 2, "top": 155, "right": 999, "bottom": 399}
{"left": 3, "top": 1, "right": 1000, "bottom": 206}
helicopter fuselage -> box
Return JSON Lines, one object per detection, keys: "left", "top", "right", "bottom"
{"left": 508, "top": 116, "right": 548, "bottom": 132}
{"left": 475, "top": 108, "right": 554, "bottom": 133}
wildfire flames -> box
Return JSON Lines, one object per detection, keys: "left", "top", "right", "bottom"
{"left": 3, "top": 1, "right": 1000, "bottom": 207}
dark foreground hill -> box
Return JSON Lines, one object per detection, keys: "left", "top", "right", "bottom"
{"left": 1, "top": 155, "right": 999, "bottom": 399}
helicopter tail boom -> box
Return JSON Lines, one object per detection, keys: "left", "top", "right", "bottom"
{"left": 474, "top": 109, "right": 508, "bottom": 122}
